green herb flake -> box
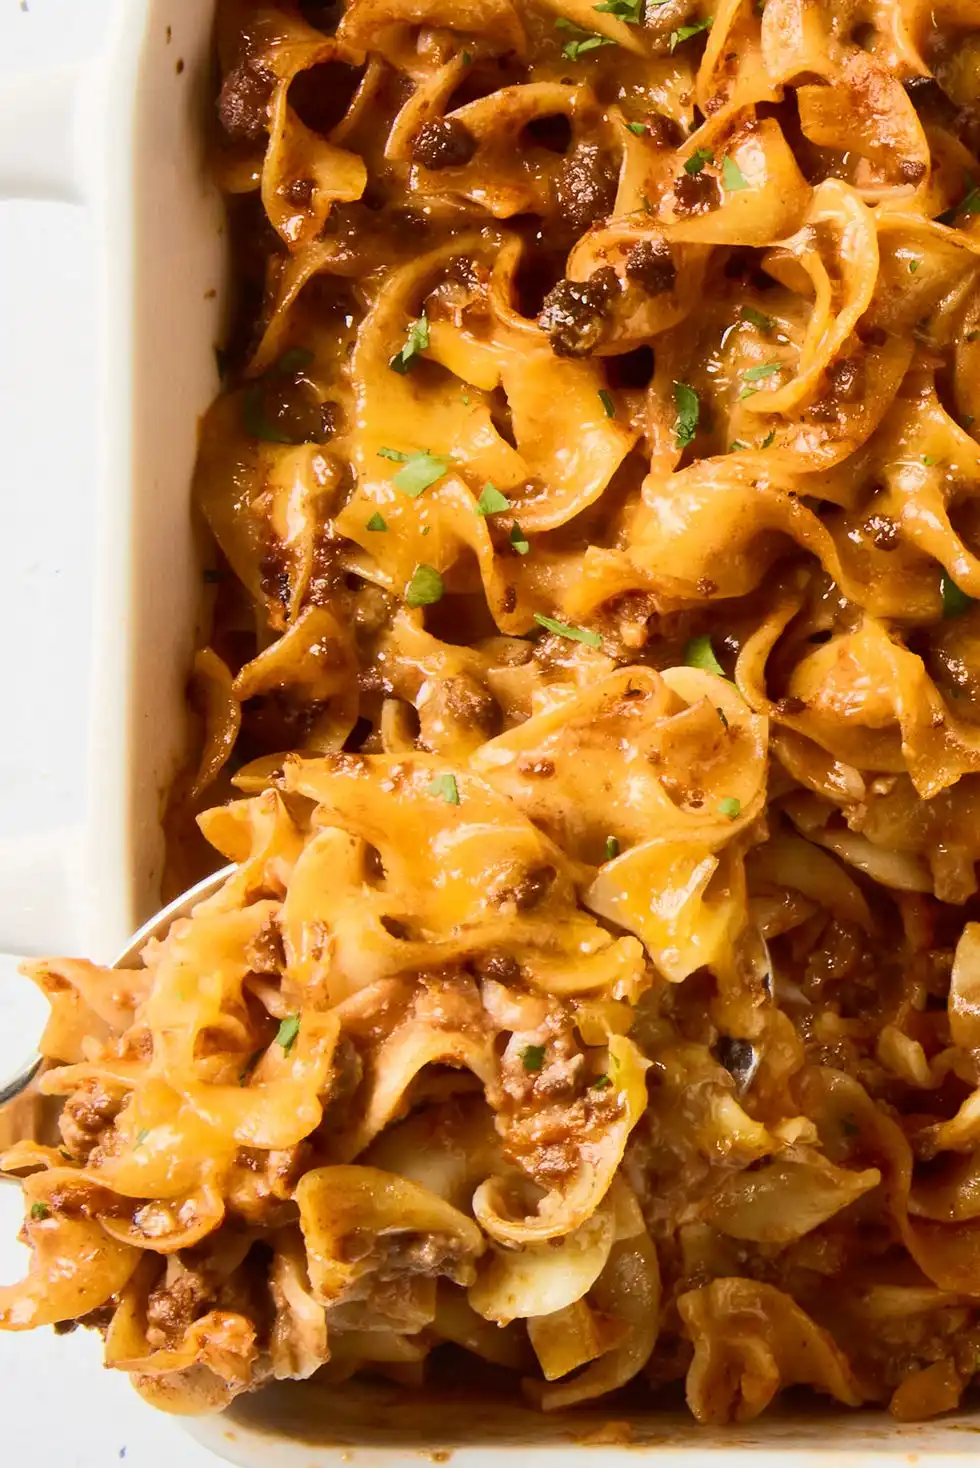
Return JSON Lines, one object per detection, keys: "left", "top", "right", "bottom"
{"left": 378, "top": 446, "right": 409, "bottom": 462}
{"left": 604, "top": 835, "right": 620, "bottom": 861}
{"left": 276, "top": 1014, "right": 301, "bottom": 1053}
{"left": 510, "top": 522, "right": 531, "bottom": 556}
{"left": 760, "top": 428, "right": 776, "bottom": 448}
{"left": 966, "top": 330, "right": 980, "bottom": 343}
{"left": 909, "top": 258, "right": 920, "bottom": 274}
{"left": 922, "top": 454, "right": 939, "bottom": 467}
{"left": 718, "top": 796, "right": 741, "bottom": 820}
{"left": 393, "top": 450, "right": 451, "bottom": 497}
{"left": 30, "top": 1202, "right": 50, "bottom": 1221}
{"left": 941, "top": 572, "right": 974, "bottom": 619}
{"left": 522, "top": 1043, "right": 546, "bottom": 1073}
{"left": 684, "top": 633, "right": 725, "bottom": 676}
{"left": 599, "top": 388, "right": 615, "bottom": 418}
{"left": 554, "top": 17, "right": 617, "bottom": 58}
{"left": 476, "top": 482, "right": 510, "bottom": 515}
{"left": 428, "top": 772, "right": 461, "bottom": 805}
{"left": 738, "top": 386, "right": 758, "bottom": 400}
{"left": 741, "top": 306, "right": 774, "bottom": 331}
{"left": 744, "top": 361, "right": 782, "bottom": 382}
{"left": 594, "top": 0, "right": 643, "bottom": 19}
{"left": 462, "top": 49, "right": 472, "bottom": 64}
{"left": 135, "top": 1129, "right": 151, "bottom": 1146}
{"left": 938, "top": 176, "right": 980, "bottom": 226}
{"left": 389, "top": 312, "right": 430, "bottom": 374}
{"left": 721, "top": 154, "right": 749, "bottom": 192}
{"left": 729, "top": 439, "right": 747, "bottom": 451}
{"left": 626, "top": 121, "right": 646, "bottom": 136}
{"left": 366, "top": 512, "right": 387, "bottom": 532}
{"left": 533, "top": 613, "right": 602, "bottom": 647}
{"left": 461, "top": 392, "right": 471, "bottom": 405}
{"left": 685, "top": 146, "right": 714, "bottom": 177}
{"left": 673, "top": 381, "right": 700, "bottom": 450}
{"left": 591, "top": 1074, "right": 613, "bottom": 1089}
{"left": 670, "top": 17, "right": 711, "bottom": 50}
{"left": 406, "top": 563, "right": 445, "bottom": 607}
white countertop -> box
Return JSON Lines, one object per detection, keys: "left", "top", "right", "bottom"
{"left": 0, "top": 3, "right": 223, "bottom": 1461}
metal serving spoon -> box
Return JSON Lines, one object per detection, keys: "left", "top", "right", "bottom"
{"left": 0, "top": 864, "right": 235, "bottom": 1113}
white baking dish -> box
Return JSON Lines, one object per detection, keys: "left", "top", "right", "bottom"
{"left": 2, "top": 1, "right": 980, "bottom": 1462}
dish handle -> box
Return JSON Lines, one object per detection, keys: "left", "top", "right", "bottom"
{"left": 0, "top": 62, "right": 90, "bottom": 204}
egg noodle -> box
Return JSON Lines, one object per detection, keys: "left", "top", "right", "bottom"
{"left": 5, "top": 0, "right": 980, "bottom": 1428}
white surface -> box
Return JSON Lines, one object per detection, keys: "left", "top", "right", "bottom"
{"left": 0, "top": 2, "right": 221, "bottom": 1463}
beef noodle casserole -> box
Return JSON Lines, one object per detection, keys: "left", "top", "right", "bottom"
{"left": 5, "top": 0, "right": 980, "bottom": 1430}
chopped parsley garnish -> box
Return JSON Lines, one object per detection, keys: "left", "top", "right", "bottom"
{"left": 922, "top": 454, "right": 939, "bottom": 466}
{"left": 605, "top": 835, "right": 620, "bottom": 861}
{"left": 938, "top": 176, "right": 980, "bottom": 226}
{"left": 554, "top": 17, "right": 617, "bottom": 58}
{"left": 366, "top": 512, "right": 387, "bottom": 532}
{"left": 594, "top": 0, "right": 643, "bottom": 19}
{"left": 461, "top": 392, "right": 471, "bottom": 404}
{"left": 684, "top": 147, "right": 714, "bottom": 176}
{"left": 721, "top": 154, "right": 749, "bottom": 192}
{"left": 510, "top": 523, "right": 531, "bottom": 555}
{"left": 670, "top": 17, "right": 711, "bottom": 50}
{"left": 760, "top": 428, "right": 776, "bottom": 448}
{"left": 741, "top": 306, "right": 774, "bottom": 331}
{"left": 684, "top": 633, "right": 725, "bottom": 675}
{"left": 533, "top": 613, "right": 602, "bottom": 647}
{"left": 276, "top": 1014, "right": 301, "bottom": 1053}
{"left": 428, "top": 772, "right": 461, "bottom": 805}
{"left": 462, "top": 49, "right": 472, "bottom": 64}
{"left": 476, "top": 482, "right": 510, "bottom": 515}
{"left": 522, "top": 1044, "right": 546, "bottom": 1072}
{"left": 744, "top": 361, "right": 782, "bottom": 382}
{"left": 908, "top": 259, "right": 920, "bottom": 275}
{"left": 626, "top": 121, "right": 646, "bottom": 136}
{"left": 591, "top": 1074, "right": 613, "bottom": 1089}
{"left": 730, "top": 439, "right": 747, "bottom": 451}
{"left": 378, "top": 446, "right": 409, "bottom": 462}
{"left": 406, "top": 563, "right": 445, "bottom": 606}
{"left": 30, "top": 1202, "right": 50, "bottom": 1221}
{"left": 941, "top": 572, "right": 974, "bottom": 619}
{"left": 135, "top": 1129, "right": 151, "bottom": 1146}
{"left": 718, "top": 796, "right": 741, "bottom": 820}
{"left": 393, "top": 451, "right": 450, "bottom": 497}
{"left": 389, "top": 312, "right": 430, "bottom": 374}
{"left": 599, "top": 388, "right": 615, "bottom": 417}
{"left": 673, "top": 381, "right": 700, "bottom": 450}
